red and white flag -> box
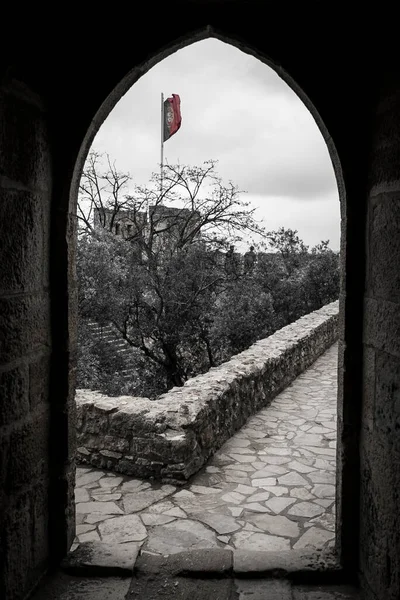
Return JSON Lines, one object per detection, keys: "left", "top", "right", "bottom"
{"left": 163, "top": 94, "right": 182, "bottom": 142}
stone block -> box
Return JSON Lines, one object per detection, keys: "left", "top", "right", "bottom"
{"left": 368, "top": 195, "right": 400, "bottom": 301}
{"left": 0, "top": 292, "right": 50, "bottom": 365}
{"left": 363, "top": 297, "right": 400, "bottom": 358}
{"left": 0, "top": 188, "right": 47, "bottom": 293}
{"left": 7, "top": 410, "right": 50, "bottom": 490}
{"left": 29, "top": 353, "right": 50, "bottom": 411}
{"left": 135, "top": 548, "right": 233, "bottom": 575}
{"left": 234, "top": 578, "right": 292, "bottom": 600}
{"left": 0, "top": 87, "right": 50, "bottom": 191}
{"left": 61, "top": 541, "right": 140, "bottom": 575}
{"left": 233, "top": 549, "right": 340, "bottom": 579}
{"left": 0, "top": 363, "right": 29, "bottom": 426}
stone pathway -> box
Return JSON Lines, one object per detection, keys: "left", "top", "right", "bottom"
{"left": 74, "top": 343, "right": 338, "bottom": 555}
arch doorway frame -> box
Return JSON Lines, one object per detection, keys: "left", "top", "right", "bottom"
{"left": 67, "top": 26, "right": 360, "bottom": 579}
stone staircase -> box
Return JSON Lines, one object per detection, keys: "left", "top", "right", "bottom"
{"left": 85, "top": 320, "right": 137, "bottom": 382}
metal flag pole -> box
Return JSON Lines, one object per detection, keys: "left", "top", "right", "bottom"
{"left": 160, "top": 92, "right": 164, "bottom": 197}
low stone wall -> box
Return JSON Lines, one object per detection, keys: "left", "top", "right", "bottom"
{"left": 75, "top": 301, "right": 339, "bottom": 484}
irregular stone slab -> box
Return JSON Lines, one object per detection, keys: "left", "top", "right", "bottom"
{"left": 293, "top": 527, "right": 335, "bottom": 550}
{"left": 78, "top": 531, "right": 101, "bottom": 543}
{"left": 92, "top": 493, "right": 122, "bottom": 502}
{"left": 261, "top": 456, "right": 291, "bottom": 465}
{"left": 232, "top": 531, "right": 290, "bottom": 552}
{"left": 62, "top": 541, "right": 140, "bottom": 575}
{"left": 229, "top": 506, "right": 243, "bottom": 517}
{"left": 99, "top": 476, "right": 123, "bottom": 488}
{"left": 76, "top": 502, "right": 123, "bottom": 515}
{"left": 147, "top": 501, "right": 175, "bottom": 514}
{"left": 226, "top": 474, "right": 251, "bottom": 485}
{"left": 224, "top": 464, "right": 255, "bottom": 472}
{"left": 76, "top": 471, "right": 105, "bottom": 487}
{"left": 173, "top": 490, "right": 196, "bottom": 500}
{"left": 218, "top": 535, "right": 230, "bottom": 544}
{"left": 265, "top": 497, "right": 297, "bottom": 514}
{"left": 248, "top": 513, "right": 299, "bottom": 538}
{"left": 221, "top": 492, "right": 246, "bottom": 505}
{"left": 278, "top": 472, "right": 309, "bottom": 486}
{"left": 287, "top": 460, "right": 316, "bottom": 474}
{"left": 124, "top": 488, "right": 174, "bottom": 513}
{"left": 248, "top": 491, "right": 270, "bottom": 502}
{"left": 194, "top": 512, "right": 241, "bottom": 535}
{"left": 120, "top": 480, "right": 151, "bottom": 493}
{"left": 223, "top": 446, "right": 253, "bottom": 455}
{"left": 229, "top": 454, "right": 256, "bottom": 463}
{"left": 303, "top": 446, "right": 336, "bottom": 457}
{"left": 252, "top": 465, "right": 288, "bottom": 477}
{"left": 75, "top": 488, "right": 90, "bottom": 503}
{"left": 314, "top": 499, "right": 335, "bottom": 508}
{"left": 99, "top": 515, "right": 147, "bottom": 543}
{"left": 308, "top": 471, "right": 336, "bottom": 484}
{"left": 84, "top": 514, "right": 115, "bottom": 524}
{"left": 243, "top": 503, "right": 270, "bottom": 513}
{"left": 289, "top": 488, "right": 316, "bottom": 500}
{"left": 145, "top": 519, "right": 218, "bottom": 554}
{"left": 288, "top": 502, "right": 325, "bottom": 518}
{"left": 140, "top": 513, "right": 176, "bottom": 526}
{"left": 189, "top": 485, "right": 220, "bottom": 495}
{"left": 76, "top": 524, "right": 96, "bottom": 535}
{"left": 306, "top": 512, "right": 336, "bottom": 532}
{"left": 314, "top": 458, "right": 336, "bottom": 471}
{"left": 234, "top": 484, "right": 255, "bottom": 495}
{"left": 252, "top": 478, "right": 277, "bottom": 487}
{"left": 262, "top": 486, "right": 289, "bottom": 497}
{"left": 163, "top": 507, "right": 187, "bottom": 518}
{"left": 312, "top": 484, "right": 336, "bottom": 498}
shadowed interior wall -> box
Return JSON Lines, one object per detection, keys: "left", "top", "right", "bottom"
{"left": 0, "top": 77, "right": 54, "bottom": 599}
{"left": 359, "top": 69, "right": 400, "bottom": 600}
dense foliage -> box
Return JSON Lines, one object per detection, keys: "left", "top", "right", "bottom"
{"left": 76, "top": 153, "right": 340, "bottom": 397}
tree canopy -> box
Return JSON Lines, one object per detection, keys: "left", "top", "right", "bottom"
{"left": 76, "top": 152, "right": 340, "bottom": 397}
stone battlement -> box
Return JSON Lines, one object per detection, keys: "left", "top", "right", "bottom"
{"left": 75, "top": 301, "right": 339, "bottom": 483}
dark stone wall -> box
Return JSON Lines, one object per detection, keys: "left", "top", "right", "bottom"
{"left": 0, "top": 78, "right": 53, "bottom": 599}
{"left": 359, "top": 71, "right": 400, "bottom": 600}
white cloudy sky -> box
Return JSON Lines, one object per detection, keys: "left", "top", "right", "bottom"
{"left": 92, "top": 38, "right": 340, "bottom": 250}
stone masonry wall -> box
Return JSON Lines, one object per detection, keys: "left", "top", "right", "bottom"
{"left": 76, "top": 302, "right": 338, "bottom": 484}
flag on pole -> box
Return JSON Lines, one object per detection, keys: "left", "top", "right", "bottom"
{"left": 163, "top": 94, "right": 182, "bottom": 142}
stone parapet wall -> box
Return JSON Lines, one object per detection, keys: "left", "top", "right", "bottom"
{"left": 75, "top": 301, "right": 339, "bottom": 484}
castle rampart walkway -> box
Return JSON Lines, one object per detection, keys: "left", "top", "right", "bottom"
{"left": 74, "top": 343, "right": 338, "bottom": 554}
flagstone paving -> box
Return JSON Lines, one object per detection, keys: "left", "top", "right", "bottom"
{"left": 74, "top": 343, "right": 338, "bottom": 555}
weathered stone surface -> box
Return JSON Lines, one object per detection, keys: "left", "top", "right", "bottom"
{"left": 76, "top": 501, "right": 123, "bottom": 515}
{"left": 194, "top": 513, "right": 241, "bottom": 535}
{"left": 98, "top": 515, "right": 147, "bottom": 543}
{"left": 248, "top": 514, "right": 300, "bottom": 538}
{"left": 61, "top": 541, "right": 140, "bottom": 575}
{"left": 144, "top": 519, "right": 218, "bottom": 554}
{"left": 123, "top": 488, "right": 174, "bottom": 513}
{"left": 293, "top": 527, "right": 335, "bottom": 550}
{"left": 232, "top": 531, "right": 291, "bottom": 552}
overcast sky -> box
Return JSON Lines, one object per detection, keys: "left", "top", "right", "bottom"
{"left": 92, "top": 38, "right": 340, "bottom": 251}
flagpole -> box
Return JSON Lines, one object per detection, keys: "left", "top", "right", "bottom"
{"left": 160, "top": 92, "right": 164, "bottom": 197}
